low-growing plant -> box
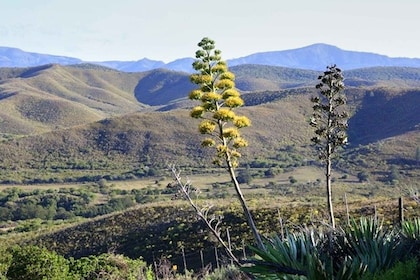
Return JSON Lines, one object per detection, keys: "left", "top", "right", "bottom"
{"left": 244, "top": 217, "right": 415, "bottom": 279}
{"left": 402, "top": 217, "right": 420, "bottom": 240}
{"left": 401, "top": 218, "right": 420, "bottom": 261}
{"left": 340, "top": 217, "right": 404, "bottom": 274}
{"left": 242, "top": 230, "right": 320, "bottom": 279}
{"left": 0, "top": 245, "right": 11, "bottom": 280}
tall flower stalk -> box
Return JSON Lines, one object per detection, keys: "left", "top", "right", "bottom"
{"left": 188, "top": 37, "right": 264, "bottom": 251}
{"left": 310, "top": 65, "right": 348, "bottom": 228}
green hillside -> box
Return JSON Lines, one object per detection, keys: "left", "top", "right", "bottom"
{"left": 0, "top": 64, "right": 147, "bottom": 135}
{"left": 0, "top": 99, "right": 314, "bottom": 183}
{"left": 0, "top": 87, "right": 417, "bottom": 187}
{"left": 0, "top": 64, "right": 417, "bottom": 186}
{"left": 2, "top": 64, "right": 420, "bottom": 137}
{"left": 232, "top": 64, "right": 318, "bottom": 91}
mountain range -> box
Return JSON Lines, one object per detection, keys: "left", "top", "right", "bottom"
{"left": 2, "top": 43, "right": 420, "bottom": 72}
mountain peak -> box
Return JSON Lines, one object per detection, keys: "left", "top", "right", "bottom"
{"left": 137, "top": 57, "right": 163, "bottom": 63}
{"left": 303, "top": 43, "right": 341, "bottom": 51}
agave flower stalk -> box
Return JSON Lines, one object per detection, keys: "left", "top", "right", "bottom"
{"left": 310, "top": 65, "right": 348, "bottom": 229}
{"left": 189, "top": 37, "right": 264, "bottom": 251}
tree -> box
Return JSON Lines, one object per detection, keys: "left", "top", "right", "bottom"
{"left": 174, "top": 37, "right": 264, "bottom": 252}
{"left": 310, "top": 65, "right": 348, "bottom": 228}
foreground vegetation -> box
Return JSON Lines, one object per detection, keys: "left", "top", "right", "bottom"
{"left": 0, "top": 213, "right": 419, "bottom": 279}
{"left": 245, "top": 217, "right": 420, "bottom": 279}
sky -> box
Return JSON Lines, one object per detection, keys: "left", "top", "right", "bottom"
{"left": 1, "top": 0, "right": 420, "bottom": 62}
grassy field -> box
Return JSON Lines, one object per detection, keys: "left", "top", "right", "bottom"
{"left": 0, "top": 165, "right": 411, "bottom": 205}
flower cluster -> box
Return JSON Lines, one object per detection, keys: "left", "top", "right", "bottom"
{"left": 188, "top": 37, "right": 251, "bottom": 167}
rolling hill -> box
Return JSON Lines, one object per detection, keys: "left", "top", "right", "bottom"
{"left": 1, "top": 63, "right": 420, "bottom": 136}
{"left": 0, "top": 63, "right": 417, "bottom": 186}
{"left": 0, "top": 64, "right": 148, "bottom": 134}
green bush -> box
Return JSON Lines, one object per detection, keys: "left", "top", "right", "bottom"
{"left": 0, "top": 245, "right": 12, "bottom": 280}
{"left": 361, "top": 259, "right": 419, "bottom": 280}
{"left": 205, "top": 265, "right": 249, "bottom": 280}
{"left": 6, "top": 245, "right": 70, "bottom": 280}
{"left": 401, "top": 218, "right": 420, "bottom": 263}
{"left": 69, "top": 253, "right": 153, "bottom": 280}
{"left": 4, "top": 246, "right": 154, "bottom": 280}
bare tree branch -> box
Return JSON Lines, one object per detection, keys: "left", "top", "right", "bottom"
{"left": 170, "top": 164, "right": 240, "bottom": 265}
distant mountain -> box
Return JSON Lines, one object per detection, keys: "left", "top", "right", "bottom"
{"left": 0, "top": 47, "right": 81, "bottom": 67}
{"left": 96, "top": 58, "right": 165, "bottom": 72}
{"left": 228, "top": 44, "right": 420, "bottom": 70}
{"left": 2, "top": 44, "right": 420, "bottom": 72}
{"left": 164, "top": 57, "right": 195, "bottom": 72}
{"left": 91, "top": 58, "right": 195, "bottom": 73}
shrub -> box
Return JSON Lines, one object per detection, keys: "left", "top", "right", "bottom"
{"left": 69, "top": 253, "right": 153, "bottom": 280}
{"left": 401, "top": 218, "right": 420, "bottom": 259}
{"left": 338, "top": 217, "right": 404, "bottom": 275}
{"left": 361, "top": 259, "right": 419, "bottom": 280}
{"left": 288, "top": 176, "right": 297, "bottom": 184}
{"left": 6, "top": 245, "right": 70, "bottom": 280}
{"left": 357, "top": 171, "right": 369, "bottom": 182}
{"left": 205, "top": 265, "right": 249, "bottom": 280}
{"left": 0, "top": 245, "right": 12, "bottom": 280}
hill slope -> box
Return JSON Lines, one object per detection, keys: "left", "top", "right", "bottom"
{"left": 0, "top": 84, "right": 417, "bottom": 186}
{"left": 0, "top": 64, "right": 152, "bottom": 135}
{"left": 0, "top": 99, "right": 314, "bottom": 172}
{"left": 0, "top": 64, "right": 419, "bottom": 138}
{"left": 348, "top": 88, "right": 420, "bottom": 145}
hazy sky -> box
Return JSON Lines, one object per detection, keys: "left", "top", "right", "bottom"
{"left": 1, "top": 0, "right": 419, "bottom": 62}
